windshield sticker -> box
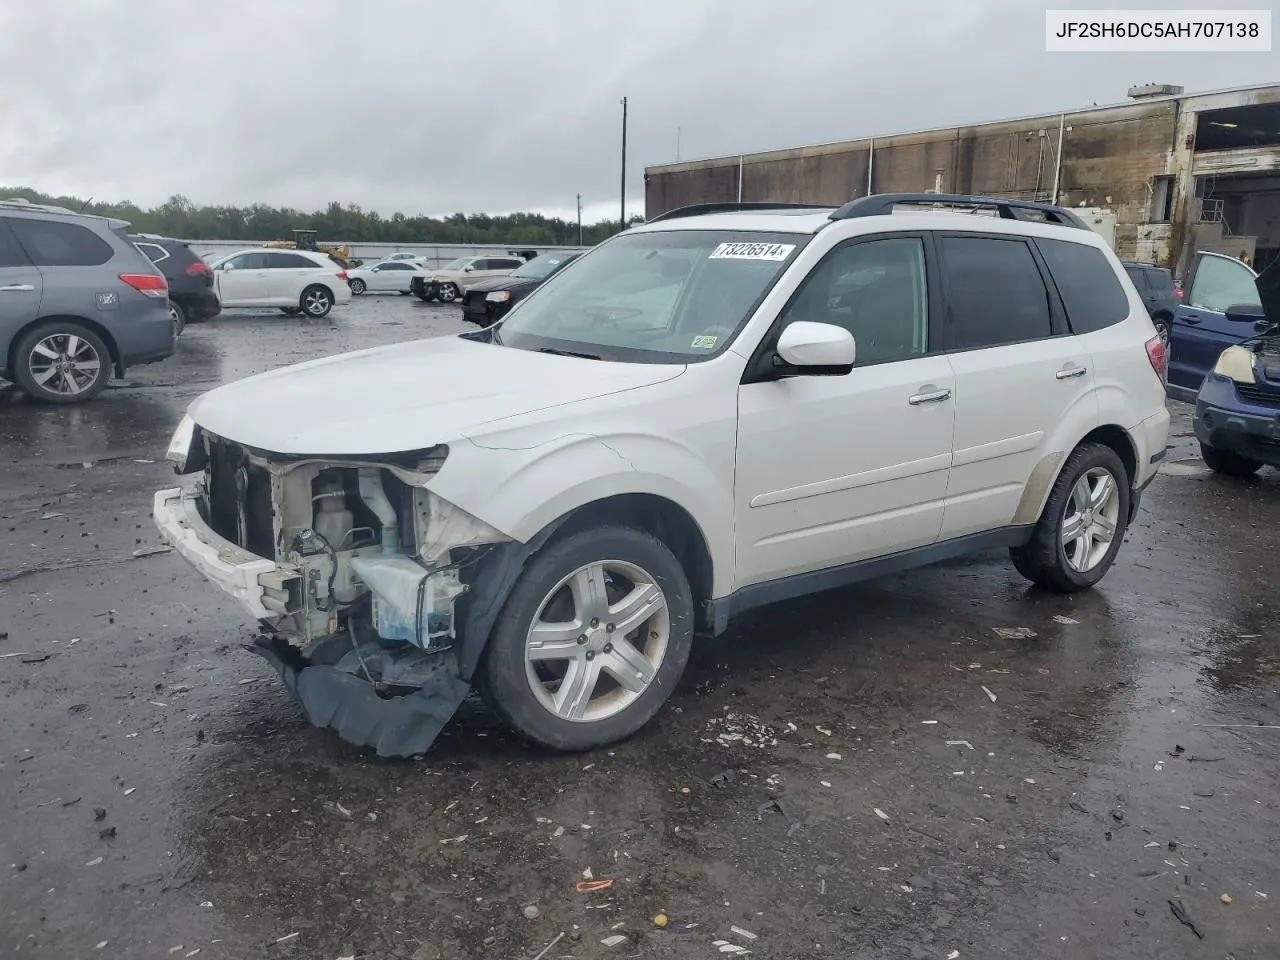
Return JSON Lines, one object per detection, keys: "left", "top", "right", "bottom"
{"left": 691, "top": 335, "right": 718, "bottom": 349}
{"left": 709, "top": 242, "right": 795, "bottom": 262}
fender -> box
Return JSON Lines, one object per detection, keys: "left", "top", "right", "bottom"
{"left": 427, "top": 429, "right": 737, "bottom": 597}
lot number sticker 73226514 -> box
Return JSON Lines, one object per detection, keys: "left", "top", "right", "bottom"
{"left": 708, "top": 242, "right": 796, "bottom": 261}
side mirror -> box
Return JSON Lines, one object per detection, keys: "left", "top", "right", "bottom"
{"left": 1225, "top": 303, "right": 1266, "bottom": 323}
{"left": 774, "top": 321, "right": 856, "bottom": 374}
{"left": 464, "top": 265, "right": 474, "bottom": 273}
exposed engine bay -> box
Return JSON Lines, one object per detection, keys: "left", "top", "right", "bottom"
{"left": 181, "top": 429, "right": 533, "bottom": 756}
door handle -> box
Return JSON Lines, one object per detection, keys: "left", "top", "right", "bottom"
{"left": 909, "top": 388, "right": 952, "bottom": 405}
{"left": 1056, "top": 365, "right": 1088, "bottom": 380}
{"left": 0, "top": 283, "right": 35, "bottom": 292}
{"left": 1183, "top": 316, "right": 1201, "bottom": 325}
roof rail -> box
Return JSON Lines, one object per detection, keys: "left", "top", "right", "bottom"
{"left": 829, "top": 193, "right": 1089, "bottom": 229}
{"left": 0, "top": 197, "right": 81, "bottom": 216}
{"left": 646, "top": 202, "right": 834, "bottom": 224}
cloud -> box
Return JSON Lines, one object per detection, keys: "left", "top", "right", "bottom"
{"left": 0, "top": 0, "right": 1271, "bottom": 219}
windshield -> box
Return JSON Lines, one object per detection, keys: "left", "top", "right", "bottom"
{"left": 512, "top": 254, "right": 577, "bottom": 280}
{"left": 495, "top": 231, "right": 806, "bottom": 362}
{"left": 439, "top": 257, "right": 470, "bottom": 271}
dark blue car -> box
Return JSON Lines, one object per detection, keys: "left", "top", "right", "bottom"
{"left": 1168, "top": 252, "right": 1280, "bottom": 475}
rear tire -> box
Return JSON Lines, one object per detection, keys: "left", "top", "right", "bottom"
{"left": 349, "top": 278, "right": 366, "bottom": 295}
{"left": 1200, "top": 440, "right": 1262, "bottom": 477}
{"left": 300, "top": 285, "right": 334, "bottom": 318}
{"left": 1010, "top": 442, "right": 1130, "bottom": 593}
{"left": 1152, "top": 313, "right": 1170, "bottom": 347}
{"left": 169, "top": 300, "right": 186, "bottom": 337}
{"left": 480, "top": 526, "right": 694, "bottom": 752}
{"left": 13, "top": 321, "right": 111, "bottom": 404}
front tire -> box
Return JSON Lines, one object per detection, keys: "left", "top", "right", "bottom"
{"left": 301, "top": 285, "right": 334, "bottom": 318}
{"left": 480, "top": 526, "right": 694, "bottom": 751}
{"left": 437, "top": 282, "right": 459, "bottom": 303}
{"left": 1200, "top": 440, "right": 1262, "bottom": 477}
{"left": 1010, "top": 442, "right": 1130, "bottom": 593}
{"left": 13, "top": 322, "right": 111, "bottom": 404}
{"left": 349, "top": 278, "right": 366, "bottom": 295}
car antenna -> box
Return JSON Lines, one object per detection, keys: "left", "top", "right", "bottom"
{"left": 77, "top": 196, "right": 94, "bottom": 213}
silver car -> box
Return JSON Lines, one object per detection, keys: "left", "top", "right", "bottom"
{"left": 0, "top": 199, "right": 174, "bottom": 403}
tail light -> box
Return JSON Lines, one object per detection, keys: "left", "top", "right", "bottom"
{"left": 1145, "top": 335, "right": 1168, "bottom": 381}
{"left": 186, "top": 261, "right": 211, "bottom": 276}
{"left": 1173, "top": 286, "right": 1183, "bottom": 299}
{"left": 119, "top": 273, "right": 168, "bottom": 299}
{"left": 336, "top": 270, "right": 349, "bottom": 280}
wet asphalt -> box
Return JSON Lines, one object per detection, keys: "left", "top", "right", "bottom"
{"left": 1, "top": 294, "right": 1278, "bottom": 960}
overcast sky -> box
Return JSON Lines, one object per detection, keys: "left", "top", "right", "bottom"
{"left": 0, "top": 0, "right": 1273, "bottom": 224}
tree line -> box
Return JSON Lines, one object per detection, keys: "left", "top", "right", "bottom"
{"left": 1, "top": 187, "right": 645, "bottom": 246}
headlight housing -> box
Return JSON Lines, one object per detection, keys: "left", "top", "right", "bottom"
{"left": 165, "top": 414, "right": 201, "bottom": 474}
{"left": 485, "top": 291, "right": 512, "bottom": 303}
{"left": 1212, "top": 345, "right": 1256, "bottom": 384}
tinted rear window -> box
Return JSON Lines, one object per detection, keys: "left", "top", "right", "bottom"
{"left": 0, "top": 218, "right": 32, "bottom": 268}
{"left": 939, "top": 236, "right": 1052, "bottom": 350}
{"left": 1145, "top": 267, "right": 1175, "bottom": 292}
{"left": 1038, "top": 239, "right": 1130, "bottom": 334}
{"left": 10, "top": 218, "right": 115, "bottom": 267}
{"left": 268, "top": 253, "right": 321, "bottom": 269}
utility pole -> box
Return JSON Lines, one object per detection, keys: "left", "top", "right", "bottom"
{"left": 620, "top": 96, "right": 628, "bottom": 230}
{"left": 576, "top": 193, "right": 582, "bottom": 246}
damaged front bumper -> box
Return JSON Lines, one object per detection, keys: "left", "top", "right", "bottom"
{"left": 251, "top": 631, "right": 471, "bottom": 758}
{"left": 153, "top": 470, "right": 516, "bottom": 758}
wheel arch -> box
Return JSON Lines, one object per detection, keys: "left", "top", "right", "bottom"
{"left": 6, "top": 314, "right": 124, "bottom": 379}
{"left": 542, "top": 492, "right": 716, "bottom": 633}
{"left": 1012, "top": 423, "right": 1139, "bottom": 527}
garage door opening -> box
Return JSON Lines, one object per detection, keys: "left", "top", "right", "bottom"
{"left": 1190, "top": 171, "right": 1280, "bottom": 275}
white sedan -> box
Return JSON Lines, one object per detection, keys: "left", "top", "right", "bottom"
{"left": 346, "top": 260, "right": 426, "bottom": 295}
{"left": 208, "top": 248, "right": 352, "bottom": 318}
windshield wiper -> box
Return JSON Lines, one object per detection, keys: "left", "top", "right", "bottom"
{"left": 536, "top": 346, "right": 602, "bottom": 360}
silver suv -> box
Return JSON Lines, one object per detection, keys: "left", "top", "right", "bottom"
{"left": 0, "top": 199, "right": 174, "bottom": 403}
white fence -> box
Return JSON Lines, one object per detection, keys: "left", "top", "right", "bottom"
{"left": 188, "top": 239, "right": 589, "bottom": 269}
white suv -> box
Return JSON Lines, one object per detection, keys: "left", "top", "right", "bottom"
{"left": 154, "top": 194, "right": 1170, "bottom": 757}
{"left": 209, "top": 248, "right": 353, "bottom": 318}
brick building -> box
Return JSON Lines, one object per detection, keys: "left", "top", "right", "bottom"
{"left": 644, "top": 83, "right": 1280, "bottom": 276}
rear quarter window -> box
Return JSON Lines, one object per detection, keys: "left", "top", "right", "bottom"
{"left": 1037, "top": 238, "right": 1131, "bottom": 334}
{"left": 9, "top": 218, "right": 115, "bottom": 267}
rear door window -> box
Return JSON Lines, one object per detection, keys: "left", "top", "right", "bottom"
{"left": 0, "top": 218, "right": 33, "bottom": 268}
{"left": 1036, "top": 238, "right": 1130, "bottom": 334}
{"left": 9, "top": 218, "right": 115, "bottom": 266}
{"left": 1124, "top": 265, "right": 1149, "bottom": 289}
{"left": 939, "top": 236, "right": 1053, "bottom": 350}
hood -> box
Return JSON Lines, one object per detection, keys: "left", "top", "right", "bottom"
{"left": 187, "top": 335, "right": 685, "bottom": 455}
{"left": 464, "top": 275, "right": 540, "bottom": 295}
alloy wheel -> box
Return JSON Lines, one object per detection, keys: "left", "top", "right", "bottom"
{"left": 304, "top": 289, "right": 332, "bottom": 315}
{"left": 27, "top": 333, "right": 103, "bottom": 397}
{"left": 523, "top": 560, "right": 670, "bottom": 722}
{"left": 1061, "top": 466, "right": 1121, "bottom": 573}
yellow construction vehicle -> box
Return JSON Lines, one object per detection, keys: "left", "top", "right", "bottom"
{"left": 264, "top": 229, "right": 356, "bottom": 269}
